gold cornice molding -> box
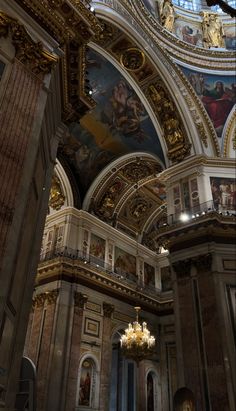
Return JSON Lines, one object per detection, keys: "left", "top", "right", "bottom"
{"left": 0, "top": 11, "right": 57, "bottom": 75}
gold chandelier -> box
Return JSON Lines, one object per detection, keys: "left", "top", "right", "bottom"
{"left": 120, "top": 307, "right": 156, "bottom": 362}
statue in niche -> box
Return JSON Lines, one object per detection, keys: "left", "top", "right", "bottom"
{"left": 159, "top": 0, "right": 175, "bottom": 32}
{"left": 201, "top": 12, "right": 225, "bottom": 48}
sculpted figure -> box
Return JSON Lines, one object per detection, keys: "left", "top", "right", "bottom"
{"left": 201, "top": 12, "right": 225, "bottom": 48}
{"left": 163, "top": 115, "right": 184, "bottom": 147}
{"left": 160, "top": 0, "right": 175, "bottom": 32}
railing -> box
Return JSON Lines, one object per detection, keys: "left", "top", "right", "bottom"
{"left": 39, "top": 247, "right": 159, "bottom": 296}
{"left": 167, "top": 199, "right": 236, "bottom": 227}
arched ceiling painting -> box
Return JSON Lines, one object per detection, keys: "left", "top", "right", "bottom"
{"left": 59, "top": 48, "right": 165, "bottom": 198}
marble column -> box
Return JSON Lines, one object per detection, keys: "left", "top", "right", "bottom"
{"left": 99, "top": 302, "right": 114, "bottom": 411}
{"left": 64, "top": 292, "right": 88, "bottom": 411}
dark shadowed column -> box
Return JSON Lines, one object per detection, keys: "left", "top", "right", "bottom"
{"left": 99, "top": 302, "right": 115, "bottom": 411}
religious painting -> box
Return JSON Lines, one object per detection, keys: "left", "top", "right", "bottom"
{"left": 63, "top": 48, "right": 165, "bottom": 196}
{"left": 146, "top": 181, "right": 166, "bottom": 201}
{"left": 175, "top": 21, "right": 202, "bottom": 47}
{"left": 180, "top": 67, "right": 236, "bottom": 139}
{"left": 161, "top": 266, "right": 172, "bottom": 291}
{"left": 114, "top": 246, "right": 137, "bottom": 276}
{"left": 90, "top": 233, "right": 106, "bottom": 261}
{"left": 210, "top": 177, "right": 236, "bottom": 212}
{"left": 79, "top": 359, "right": 93, "bottom": 406}
{"left": 144, "top": 262, "right": 155, "bottom": 287}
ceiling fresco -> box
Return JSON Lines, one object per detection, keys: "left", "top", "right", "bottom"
{"left": 180, "top": 67, "right": 236, "bottom": 143}
{"left": 59, "top": 48, "right": 165, "bottom": 198}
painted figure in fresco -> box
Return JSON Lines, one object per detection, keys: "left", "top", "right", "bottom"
{"left": 160, "top": 0, "right": 175, "bottom": 32}
{"left": 79, "top": 371, "right": 91, "bottom": 405}
{"left": 181, "top": 25, "right": 201, "bottom": 46}
{"left": 201, "top": 12, "right": 225, "bottom": 48}
{"left": 201, "top": 81, "right": 235, "bottom": 135}
{"left": 102, "top": 79, "right": 146, "bottom": 142}
{"left": 211, "top": 178, "right": 236, "bottom": 211}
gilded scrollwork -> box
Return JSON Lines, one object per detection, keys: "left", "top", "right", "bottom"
{"left": 49, "top": 175, "right": 65, "bottom": 211}
{"left": 0, "top": 12, "right": 57, "bottom": 75}
{"left": 147, "top": 82, "right": 191, "bottom": 162}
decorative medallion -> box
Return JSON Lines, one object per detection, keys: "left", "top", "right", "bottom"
{"left": 120, "top": 48, "right": 146, "bottom": 72}
{"left": 122, "top": 161, "right": 153, "bottom": 181}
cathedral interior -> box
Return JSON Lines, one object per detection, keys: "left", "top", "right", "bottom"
{"left": 0, "top": 0, "right": 235, "bottom": 410}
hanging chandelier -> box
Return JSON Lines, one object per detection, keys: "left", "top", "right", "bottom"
{"left": 120, "top": 307, "right": 156, "bottom": 362}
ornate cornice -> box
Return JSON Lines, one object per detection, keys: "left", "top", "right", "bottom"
{"left": 36, "top": 259, "right": 173, "bottom": 315}
{"left": 0, "top": 11, "right": 57, "bottom": 75}
{"left": 156, "top": 213, "right": 236, "bottom": 251}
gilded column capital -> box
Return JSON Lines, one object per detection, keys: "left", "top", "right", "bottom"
{"left": 103, "top": 302, "right": 114, "bottom": 318}
{"left": 74, "top": 292, "right": 88, "bottom": 310}
{"left": 0, "top": 11, "right": 57, "bottom": 75}
{"left": 32, "top": 289, "right": 58, "bottom": 308}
